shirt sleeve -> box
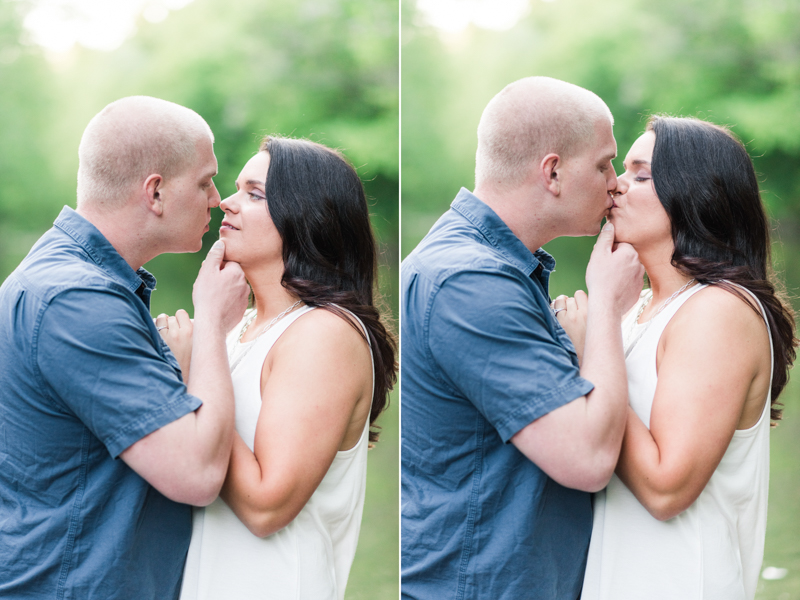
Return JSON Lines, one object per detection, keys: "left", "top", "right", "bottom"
{"left": 428, "top": 268, "right": 594, "bottom": 442}
{"left": 35, "top": 287, "right": 202, "bottom": 458}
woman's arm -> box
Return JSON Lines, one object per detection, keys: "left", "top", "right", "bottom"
{"left": 220, "top": 309, "right": 372, "bottom": 537}
{"left": 616, "top": 286, "right": 771, "bottom": 521}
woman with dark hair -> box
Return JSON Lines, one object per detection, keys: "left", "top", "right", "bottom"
{"left": 163, "top": 136, "right": 396, "bottom": 600}
{"left": 555, "top": 116, "right": 796, "bottom": 600}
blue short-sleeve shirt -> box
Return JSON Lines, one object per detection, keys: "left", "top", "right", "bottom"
{"left": 0, "top": 207, "right": 203, "bottom": 599}
{"left": 401, "top": 189, "right": 595, "bottom": 600}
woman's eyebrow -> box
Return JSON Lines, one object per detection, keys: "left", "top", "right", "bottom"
{"left": 622, "top": 159, "right": 652, "bottom": 169}
{"left": 245, "top": 179, "right": 265, "bottom": 187}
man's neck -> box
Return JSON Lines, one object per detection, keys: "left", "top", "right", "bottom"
{"left": 472, "top": 184, "right": 557, "bottom": 253}
{"left": 76, "top": 205, "right": 154, "bottom": 271}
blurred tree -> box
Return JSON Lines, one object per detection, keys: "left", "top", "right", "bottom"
{"left": 2, "top": 0, "right": 398, "bottom": 312}
{"left": 0, "top": 0, "right": 58, "bottom": 271}
{"left": 401, "top": 0, "right": 800, "bottom": 303}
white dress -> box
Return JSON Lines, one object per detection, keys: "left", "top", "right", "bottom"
{"left": 180, "top": 305, "right": 373, "bottom": 600}
{"left": 582, "top": 284, "right": 772, "bottom": 600}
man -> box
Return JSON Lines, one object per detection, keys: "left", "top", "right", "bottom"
{"left": 0, "top": 97, "right": 250, "bottom": 599}
{"left": 401, "top": 77, "right": 645, "bottom": 599}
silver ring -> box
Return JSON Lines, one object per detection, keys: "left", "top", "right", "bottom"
{"left": 553, "top": 308, "right": 566, "bottom": 316}
{"left": 157, "top": 325, "right": 168, "bottom": 331}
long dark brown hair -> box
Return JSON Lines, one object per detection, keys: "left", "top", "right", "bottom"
{"left": 648, "top": 115, "right": 797, "bottom": 422}
{"left": 258, "top": 136, "right": 397, "bottom": 443}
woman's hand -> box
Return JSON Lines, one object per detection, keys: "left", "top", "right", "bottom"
{"left": 553, "top": 290, "right": 588, "bottom": 364}
{"left": 155, "top": 309, "right": 193, "bottom": 381}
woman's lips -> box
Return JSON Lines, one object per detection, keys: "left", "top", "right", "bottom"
{"left": 220, "top": 221, "right": 238, "bottom": 231}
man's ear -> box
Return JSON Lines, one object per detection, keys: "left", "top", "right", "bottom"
{"left": 143, "top": 174, "right": 164, "bottom": 216}
{"left": 541, "top": 153, "right": 561, "bottom": 196}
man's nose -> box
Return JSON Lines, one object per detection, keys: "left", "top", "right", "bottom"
{"left": 209, "top": 184, "right": 222, "bottom": 208}
{"left": 607, "top": 169, "right": 619, "bottom": 191}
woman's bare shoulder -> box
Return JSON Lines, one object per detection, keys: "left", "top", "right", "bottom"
{"left": 278, "top": 306, "right": 370, "bottom": 355}
{"left": 669, "top": 283, "right": 768, "bottom": 344}
{"left": 687, "top": 284, "right": 762, "bottom": 318}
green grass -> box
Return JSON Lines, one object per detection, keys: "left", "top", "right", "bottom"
{"left": 757, "top": 377, "right": 800, "bottom": 599}
{"left": 346, "top": 389, "right": 399, "bottom": 599}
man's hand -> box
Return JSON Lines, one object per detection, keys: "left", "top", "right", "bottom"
{"left": 512, "top": 222, "right": 643, "bottom": 492}
{"left": 120, "top": 240, "right": 250, "bottom": 506}
{"left": 193, "top": 240, "right": 249, "bottom": 335}
{"left": 586, "top": 222, "right": 643, "bottom": 318}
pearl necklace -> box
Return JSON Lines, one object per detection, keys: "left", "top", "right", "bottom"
{"left": 624, "top": 279, "right": 696, "bottom": 357}
{"left": 228, "top": 300, "right": 303, "bottom": 373}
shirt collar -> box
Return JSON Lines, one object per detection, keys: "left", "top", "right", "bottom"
{"left": 450, "top": 188, "right": 556, "bottom": 279}
{"left": 53, "top": 206, "right": 157, "bottom": 298}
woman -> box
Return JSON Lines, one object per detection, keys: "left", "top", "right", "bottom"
{"left": 556, "top": 116, "right": 796, "bottom": 599}
{"left": 161, "top": 136, "right": 396, "bottom": 600}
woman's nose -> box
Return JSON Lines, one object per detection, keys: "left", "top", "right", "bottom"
{"left": 219, "top": 194, "right": 236, "bottom": 212}
{"left": 615, "top": 174, "right": 629, "bottom": 195}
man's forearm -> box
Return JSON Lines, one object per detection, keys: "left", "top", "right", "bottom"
{"left": 578, "top": 299, "right": 629, "bottom": 470}
{"left": 185, "top": 316, "right": 236, "bottom": 487}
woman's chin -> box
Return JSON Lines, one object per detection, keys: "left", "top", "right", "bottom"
{"left": 220, "top": 247, "right": 242, "bottom": 264}
{"left": 607, "top": 221, "right": 633, "bottom": 244}
{"left": 606, "top": 214, "right": 624, "bottom": 232}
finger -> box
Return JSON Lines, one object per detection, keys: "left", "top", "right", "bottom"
{"left": 593, "top": 221, "right": 615, "bottom": 254}
{"left": 175, "top": 309, "right": 192, "bottom": 328}
{"left": 168, "top": 315, "right": 179, "bottom": 331}
{"left": 221, "top": 260, "right": 244, "bottom": 273}
{"left": 574, "top": 290, "right": 588, "bottom": 310}
{"left": 553, "top": 295, "right": 567, "bottom": 310}
{"left": 566, "top": 296, "right": 578, "bottom": 314}
{"left": 155, "top": 313, "right": 168, "bottom": 329}
{"left": 203, "top": 239, "right": 226, "bottom": 269}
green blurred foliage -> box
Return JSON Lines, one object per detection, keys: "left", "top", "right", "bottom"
{"left": 1, "top": 0, "right": 398, "bottom": 309}
{"left": 0, "top": 0, "right": 398, "bottom": 597}
{"left": 401, "top": 0, "right": 800, "bottom": 305}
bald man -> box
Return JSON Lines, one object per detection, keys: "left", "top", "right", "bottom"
{"left": 401, "top": 77, "right": 644, "bottom": 599}
{"left": 0, "top": 97, "right": 249, "bottom": 599}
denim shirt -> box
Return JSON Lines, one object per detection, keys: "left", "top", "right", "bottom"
{"left": 401, "top": 189, "right": 594, "bottom": 600}
{"left": 0, "top": 207, "right": 202, "bottom": 599}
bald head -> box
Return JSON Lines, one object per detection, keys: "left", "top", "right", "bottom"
{"left": 77, "top": 96, "right": 214, "bottom": 209}
{"left": 475, "top": 77, "right": 613, "bottom": 190}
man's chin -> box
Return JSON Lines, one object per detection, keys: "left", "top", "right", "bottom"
{"left": 177, "top": 239, "right": 204, "bottom": 254}
{"left": 588, "top": 218, "right": 607, "bottom": 237}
